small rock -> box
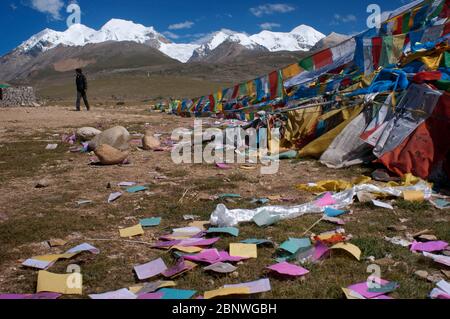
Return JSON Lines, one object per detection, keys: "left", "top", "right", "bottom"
{"left": 76, "top": 127, "right": 102, "bottom": 141}
{"left": 35, "top": 179, "right": 50, "bottom": 188}
{"left": 208, "top": 279, "right": 215, "bottom": 286}
{"left": 231, "top": 271, "right": 239, "bottom": 278}
{"left": 414, "top": 270, "right": 429, "bottom": 280}
{"left": 94, "top": 144, "right": 128, "bottom": 165}
{"left": 142, "top": 132, "right": 161, "bottom": 150}
{"left": 427, "top": 273, "right": 444, "bottom": 283}
{"left": 48, "top": 239, "right": 67, "bottom": 247}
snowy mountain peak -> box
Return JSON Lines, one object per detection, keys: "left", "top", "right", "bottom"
{"left": 14, "top": 20, "right": 325, "bottom": 63}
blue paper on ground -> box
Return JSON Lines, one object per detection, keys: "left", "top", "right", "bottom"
{"left": 324, "top": 207, "right": 348, "bottom": 217}
{"left": 126, "top": 186, "right": 148, "bottom": 193}
{"left": 207, "top": 227, "right": 239, "bottom": 237}
{"left": 159, "top": 288, "right": 196, "bottom": 300}
{"left": 140, "top": 217, "right": 161, "bottom": 227}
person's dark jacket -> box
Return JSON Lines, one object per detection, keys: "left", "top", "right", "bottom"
{"left": 76, "top": 73, "right": 88, "bottom": 92}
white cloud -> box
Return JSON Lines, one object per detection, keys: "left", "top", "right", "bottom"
{"left": 259, "top": 22, "right": 281, "bottom": 30}
{"left": 168, "top": 21, "right": 195, "bottom": 30}
{"left": 330, "top": 14, "right": 357, "bottom": 25}
{"left": 29, "top": 0, "right": 65, "bottom": 20}
{"left": 250, "top": 3, "right": 295, "bottom": 17}
{"left": 163, "top": 31, "right": 180, "bottom": 40}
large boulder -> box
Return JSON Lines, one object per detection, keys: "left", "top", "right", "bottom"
{"left": 77, "top": 127, "right": 102, "bottom": 141}
{"left": 142, "top": 130, "right": 161, "bottom": 150}
{"left": 94, "top": 144, "right": 128, "bottom": 165}
{"left": 89, "top": 126, "right": 130, "bottom": 151}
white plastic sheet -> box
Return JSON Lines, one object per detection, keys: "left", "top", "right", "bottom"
{"left": 210, "top": 181, "right": 432, "bottom": 227}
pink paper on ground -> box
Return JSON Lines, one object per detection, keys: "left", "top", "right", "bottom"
{"left": 216, "top": 163, "right": 232, "bottom": 170}
{"left": 178, "top": 238, "right": 220, "bottom": 247}
{"left": 137, "top": 292, "right": 165, "bottom": 300}
{"left": 312, "top": 242, "right": 330, "bottom": 261}
{"left": 184, "top": 249, "right": 222, "bottom": 264}
{"left": 348, "top": 279, "right": 390, "bottom": 299}
{"left": 267, "top": 262, "right": 309, "bottom": 277}
{"left": 217, "top": 251, "right": 249, "bottom": 263}
{"left": 410, "top": 241, "right": 448, "bottom": 252}
{"left": 162, "top": 261, "right": 195, "bottom": 278}
{"left": 315, "top": 192, "right": 337, "bottom": 207}
{"left": 152, "top": 240, "right": 182, "bottom": 248}
{"left": 134, "top": 258, "right": 168, "bottom": 280}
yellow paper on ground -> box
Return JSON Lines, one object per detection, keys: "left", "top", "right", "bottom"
{"left": 204, "top": 287, "right": 251, "bottom": 299}
{"left": 188, "top": 221, "right": 209, "bottom": 230}
{"left": 342, "top": 288, "right": 365, "bottom": 299}
{"left": 37, "top": 271, "right": 82, "bottom": 295}
{"left": 403, "top": 190, "right": 425, "bottom": 202}
{"left": 33, "top": 253, "right": 78, "bottom": 262}
{"left": 119, "top": 224, "right": 144, "bottom": 238}
{"left": 229, "top": 244, "right": 257, "bottom": 258}
{"left": 129, "top": 281, "right": 176, "bottom": 294}
{"left": 171, "top": 246, "right": 204, "bottom": 254}
{"left": 331, "top": 243, "right": 361, "bottom": 261}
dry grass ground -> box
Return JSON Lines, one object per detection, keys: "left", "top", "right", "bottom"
{"left": 0, "top": 105, "right": 448, "bottom": 299}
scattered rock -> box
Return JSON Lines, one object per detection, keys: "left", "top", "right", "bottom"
{"left": 77, "top": 127, "right": 102, "bottom": 141}
{"left": 89, "top": 126, "right": 130, "bottom": 151}
{"left": 231, "top": 271, "right": 239, "bottom": 278}
{"left": 442, "top": 270, "right": 450, "bottom": 279}
{"left": 35, "top": 179, "right": 50, "bottom": 188}
{"left": 142, "top": 131, "right": 161, "bottom": 150}
{"left": 94, "top": 144, "right": 128, "bottom": 165}
{"left": 414, "top": 270, "right": 429, "bottom": 280}
{"left": 48, "top": 239, "right": 67, "bottom": 247}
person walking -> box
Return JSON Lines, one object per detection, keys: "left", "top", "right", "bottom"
{"left": 75, "top": 68, "right": 90, "bottom": 111}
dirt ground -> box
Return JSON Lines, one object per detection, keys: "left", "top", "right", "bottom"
{"left": 0, "top": 105, "right": 449, "bottom": 299}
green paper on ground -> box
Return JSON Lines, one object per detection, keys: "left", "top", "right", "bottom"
{"left": 126, "top": 186, "right": 148, "bottom": 193}
{"left": 279, "top": 238, "right": 312, "bottom": 255}
{"left": 140, "top": 217, "right": 161, "bottom": 227}
{"left": 207, "top": 227, "right": 239, "bottom": 237}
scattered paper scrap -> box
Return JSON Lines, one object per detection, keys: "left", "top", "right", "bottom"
{"left": 134, "top": 258, "right": 168, "bottom": 280}
{"left": 410, "top": 241, "right": 448, "bottom": 253}
{"left": 315, "top": 192, "right": 336, "bottom": 207}
{"left": 224, "top": 278, "right": 271, "bottom": 294}
{"left": 162, "top": 260, "right": 197, "bottom": 278}
{"left": 126, "top": 186, "right": 148, "bottom": 193}
{"left": 204, "top": 262, "right": 237, "bottom": 274}
{"left": 36, "top": 271, "right": 82, "bottom": 295}
{"left": 347, "top": 279, "right": 391, "bottom": 299}
{"left": 119, "top": 224, "right": 144, "bottom": 238}
{"left": 372, "top": 200, "right": 394, "bottom": 210}
{"left": 207, "top": 227, "right": 239, "bottom": 237}
{"left": 267, "top": 262, "right": 309, "bottom": 277}
{"left": 218, "top": 194, "right": 242, "bottom": 199}
{"left": 171, "top": 246, "right": 204, "bottom": 254}
{"left": 137, "top": 292, "right": 165, "bottom": 299}
{"left": 403, "top": 190, "right": 424, "bottom": 202}
{"left": 331, "top": 243, "right": 361, "bottom": 261}
{"left": 430, "top": 198, "right": 450, "bottom": 210}
{"left": 89, "top": 288, "right": 137, "bottom": 300}
{"left": 118, "top": 182, "right": 136, "bottom": 187}
{"left": 108, "top": 192, "right": 122, "bottom": 203}
{"left": 324, "top": 207, "right": 348, "bottom": 218}
{"left": 423, "top": 252, "right": 450, "bottom": 266}
{"left": 229, "top": 243, "right": 257, "bottom": 259}
{"left": 45, "top": 144, "right": 58, "bottom": 150}
{"left": 48, "top": 239, "right": 67, "bottom": 247}
{"left": 204, "top": 287, "right": 251, "bottom": 299}
{"left": 216, "top": 163, "right": 232, "bottom": 170}
{"left": 140, "top": 217, "right": 161, "bottom": 227}
{"left": 158, "top": 288, "right": 196, "bottom": 300}
{"left": 279, "top": 238, "right": 311, "bottom": 255}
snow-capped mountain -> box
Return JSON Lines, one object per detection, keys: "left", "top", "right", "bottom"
{"left": 12, "top": 19, "right": 325, "bottom": 64}
{"left": 190, "top": 25, "right": 325, "bottom": 61}
{"left": 250, "top": 25, "right": 325, "bottom": 52}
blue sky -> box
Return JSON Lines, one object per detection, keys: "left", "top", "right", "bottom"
{"left": 0, "top": 0, "right": 416, "bottom": 56}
